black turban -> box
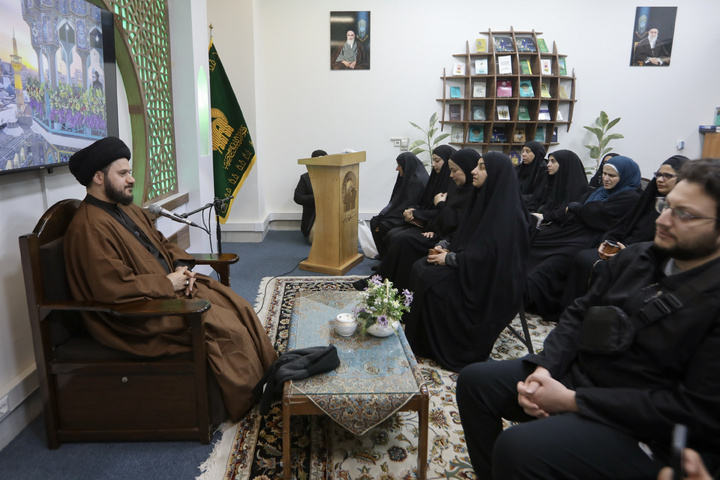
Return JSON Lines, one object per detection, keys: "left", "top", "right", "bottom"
{"left": 69, "top": 136, "right": 131, "bottom": 186}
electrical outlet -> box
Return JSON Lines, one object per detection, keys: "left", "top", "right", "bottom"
{"left": 0, "top": 394, "right": 9, "bottom": 420}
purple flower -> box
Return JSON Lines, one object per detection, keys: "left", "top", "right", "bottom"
{"left": 402, "top": 289, "right": 414, "bottom": 307}
{"left": 376, "top": 315, "right": 388, "bottom": 327}
{"left": 370, "top": 275, "right": 383, "bottom": 287}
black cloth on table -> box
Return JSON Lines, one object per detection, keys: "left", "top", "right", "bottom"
{"left": 370, "top": 152, "right": 429, "bottom": 256}
{"left": 404, "top": 151, "right": 530, "bottom": 372}
{"left": 376, "top": 148, "right": 478, "bottom": 293}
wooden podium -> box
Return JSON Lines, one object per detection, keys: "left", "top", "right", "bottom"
{"left": 298, "top": 151, "right": 365, "bottom": 275}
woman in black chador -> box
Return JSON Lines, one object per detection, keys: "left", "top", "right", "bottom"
{"left": 516, "top": 141, "right": 548, "bottom": 205}
{"left": 526, "top": 149, "right": 588, "bottom": 222}
{"left": 383, "top": 145, "right": 455, "bottom": 247}
{"left": 370, "top": 152, "right": 429, "bottom": 257}
{"left": 359, "top": 148, "right": 479, "bottom": 293}
{"left": 404, "top": 152, "right": 530, "bottom": 372}
{"left": 527, "top": 155, "right": 689, "bottom": 321}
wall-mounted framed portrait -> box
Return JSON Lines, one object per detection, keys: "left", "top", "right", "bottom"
{"left": 330, "top": 11, "right": 370, "bottom": 70}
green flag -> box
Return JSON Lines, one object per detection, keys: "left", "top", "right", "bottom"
{"left": 209, "top": 40, "right": 256, "bottom": 224}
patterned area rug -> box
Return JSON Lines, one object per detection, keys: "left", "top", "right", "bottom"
{"left": 197, "top": 276, "right": 554, "bottom": 480}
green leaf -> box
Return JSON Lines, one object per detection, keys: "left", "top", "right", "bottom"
{"left": 599, "top": 111, "right": 609, "bottom": 128}
{"left": 604, "top": 133, "right": 624, "bottom": 141}
{"left": 410, "top": 147, "right": 424, "bottom": 155}
{"left": 435, "top": 132, "right": 450, "bottom": 142}
{"left": 429, "top": 112, "right": 438, "bottom": 125}
{"left": 606, "top": 117, "right": 621, "bottom": 131}
{"left": 428, "top": 127, "right": 438, "bottom": 138}
{"left": 408, "top": 139, "right": 425, "bottom": 149}
{"left": 409, "top": 121, "right": 424, "bottom": 132}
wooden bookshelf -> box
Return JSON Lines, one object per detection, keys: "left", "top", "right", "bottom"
{"left": 438, "top": 27, "right": 577, "bottom": 155}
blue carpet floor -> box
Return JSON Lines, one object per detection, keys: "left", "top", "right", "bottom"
{"left": 0, "top": 230, "right": 377, "bottom": 480}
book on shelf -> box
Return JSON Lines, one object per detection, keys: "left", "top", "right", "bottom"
{"left": 472, "top": 80, "right": 487, "bottom": 98}
{"left": 513, "top": 128, "right": 526, "bottom": 142}
{"left": 453, "top": 62, "right": 466, "bottom": 76}
{"left": 472, "top": 105, "right": 486, "bottom": 121}
{"left": 474, "top": 58, "right": 488, "bottom": 75}
{"left": 494, "top": 35, "right": 514, "bottom": 52}
{"left": 491, "top": 127, "right": 507, "bottom": 143}
{"left": 516, "top": 37, "right": 536, "bottom": 52}
{"left": 541, "top": 59, "right": 552, "bottom": 75}
{"left": 476, "top": 38, "right": 487, "bottom": 53}
{"left": 519, "top": 80, "right": 534, "bottom": 98}
{"left": 556, "top": 110, "right": 564, "bottom": 121}
{"left": 558, "top": 85, "right": 569, "bottom": 99}
{"left": 535, "top": 125, "right": 545, "bottom": 142}
{"left": 540, "top": 81, "right": 551, "bottom": 98}
{"left": 518, "top": 105, "right": 531, "bottom": 121}
{"left": 538, "top": 104, "right": 551, "bottom": 121}
{"left": 450, "top": 86, "right": 462, "bottom": 98}
{"left": 497, "top": 104, "right": 511, "bottom": 121}
{"left": 509, "top": 150, "right": 521, "bottom": 165}
{"left": 496, "top": 80, "right": 512, "bottom": 97}
{"left": 537, "top": 38, "right": 549, "bottom": 53}
{"left": 498, "top": 55, "right": 513, "bottom": 74}
{"left": 558, "top": 57, "right": 567, "bottom": 76}
{"left": 451, "top": 126, "right": 464, "bottom": 143}
{"left": 449, "top": 104, "right": 462, "bottom": 121}
{"left": 552, "top": 127, "right": 558, "bottom": 142}
{"left": 520, "top": 59, "right": 533, "bottom": 75}
{"left": 468, "top": 125, "right": 484, "bottom": 143}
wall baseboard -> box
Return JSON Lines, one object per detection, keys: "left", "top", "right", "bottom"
{"left": 0, "top": 382, "right": 42, "bottom": 452}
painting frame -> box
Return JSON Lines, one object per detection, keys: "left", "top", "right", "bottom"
{"left": 330, "top": 11, "right": 371, "bottom": 71}
{"left": 630, "top": 6, "right": 677, "bottom": 67}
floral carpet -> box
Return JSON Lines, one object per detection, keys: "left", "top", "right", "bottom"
{"left": 197, "top": 276, "right": 555, "bottom": 480}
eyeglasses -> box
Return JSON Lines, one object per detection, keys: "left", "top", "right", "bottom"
{"left": 654, "top": 171, "right": 679, "bottom": 181}
{"left": 655, "top": 197, "right": 720, "bottom": 222}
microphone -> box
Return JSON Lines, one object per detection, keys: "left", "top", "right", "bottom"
{"left": 147, "top": 203, "right": 201, "bottom": 228}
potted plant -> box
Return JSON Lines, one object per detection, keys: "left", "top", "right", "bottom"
{"left": 409, "top": 113, "right": 450, "bottom": 166}
{"left": 353, "top": 275, "right": 413, "bottom": 337}
{"left": 583, "top": 111, "right": 624, "bottom": 175}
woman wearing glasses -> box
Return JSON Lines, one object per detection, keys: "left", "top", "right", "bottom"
{"left": 527, "top": 155, "right": 688, "bottom": 321}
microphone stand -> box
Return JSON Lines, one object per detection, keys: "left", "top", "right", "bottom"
{"left": 179, "top": 196, "right": 233, "bottom": 254}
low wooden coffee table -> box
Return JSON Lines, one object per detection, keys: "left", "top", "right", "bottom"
{"left": 282, "top": 290, "right": 429, "bottom": 480}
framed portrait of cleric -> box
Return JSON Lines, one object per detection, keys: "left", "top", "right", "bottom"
{"left": 330, "top": 11, "right": 371, "bottom": 70}
{"left": 629, "top": 6, "right": 677, "bottom": 66}
{"left": 0, "top": 0, "right": 119, "bottom": 176}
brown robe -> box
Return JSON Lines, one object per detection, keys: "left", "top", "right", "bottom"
{"left": 64, "top": 199, "right": 278, "bottom": 421}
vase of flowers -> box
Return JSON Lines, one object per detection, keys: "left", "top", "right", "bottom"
{"left": 353, "top": 275, "right": 413, "bottom": 337}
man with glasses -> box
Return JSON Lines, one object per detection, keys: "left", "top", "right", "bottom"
{"left": 457, "top": 158, "right": 720, "bottom": 479}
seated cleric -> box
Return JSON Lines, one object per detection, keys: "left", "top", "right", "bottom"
{"left": 456, "top": 158, "right": 720, "bottom": 479}
{"left": 64, "top": 137, "right": 278, "bottom": 422}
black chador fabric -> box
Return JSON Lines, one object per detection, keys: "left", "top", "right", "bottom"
{"left": 252, "top": 345, "right": 340, "bottom": 415}
{"left": 404, "top": 152, "right": 530, "bottom": 372}
{"left": 370, "top": 152, "right": 429, "bottom": 255}
{"left": 376, "top": 148, "right": 478, "bottom": 293}
{"left": 526, "top": 155, "right": 642, "bottom": 271}
{"left": 516, "top": 141, "right": 548, "bottom": 199}
{"left": 526, "top": 149, "right": 588, "bottom": 219}
{"left": 528, "top": 155, "right": 691, "bottom": 321}
{"left": 412, "top": 145, "right": 455, "bottom": 223}
{"left": 587, "top": 152, "right": 620, "bottom": 190}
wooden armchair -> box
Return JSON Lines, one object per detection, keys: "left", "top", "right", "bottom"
{"left": 19, "top": 199, "right": 238, "bottom": 449}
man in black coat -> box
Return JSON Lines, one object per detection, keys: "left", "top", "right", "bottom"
{"left": 294, "top": 149, "right": 326, "bottom": 243}
{"left": 457, "top": 158, "right": 720, "bottom": 480}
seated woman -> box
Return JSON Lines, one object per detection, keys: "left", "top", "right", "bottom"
{"left": 526, "top": 155, "right": 688, "bottom": 320}
{"left": 526, "top": 155, "right": 642, "bottom": 272}
{"left": 384, "top": 145, "right": 455, "bottom": 248}
{"left": 404, "top": 152, "right": 530, "bottom": 372}
{"left": 370, "top": 152, "right": 428, "bottom": 257}
{"left": 516, "top": 141, "right": 548, "bottom": 205}
{"left": 526, "top": 149, "right": 589, "bottom": 226}
{"left": 587, "top": 152, "right": 620, "bottom": 190}
{"left": 355, "top": 148, "right": 478, "bottom": 292}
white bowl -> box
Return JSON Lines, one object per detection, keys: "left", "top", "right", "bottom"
{"left": 334, "top": 313, "right": 357, "bottom": 336}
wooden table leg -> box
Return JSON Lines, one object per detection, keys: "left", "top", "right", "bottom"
{"left": 417, "top": 384, "right": 430, "bottom": 480}
{"left": 283, "top": 382, "right": 291, "bottom": 480}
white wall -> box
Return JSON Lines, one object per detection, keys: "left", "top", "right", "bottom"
{"left": 208, "top": 0, "right": 720, "bottom": 232}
